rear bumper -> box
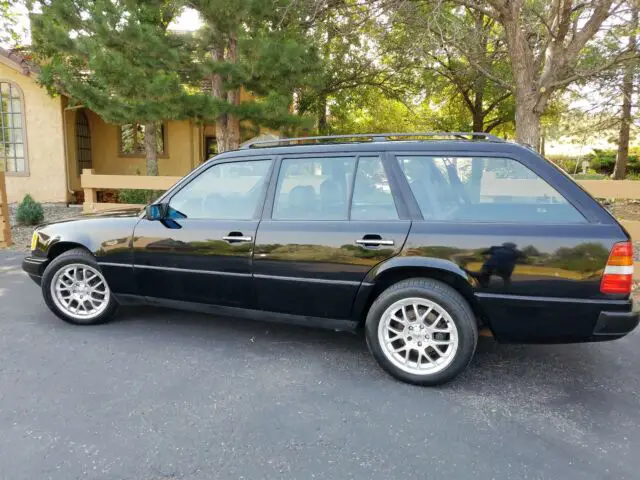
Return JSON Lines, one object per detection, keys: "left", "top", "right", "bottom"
{"left": 592, "top": 309, "right": 640, "bottom": 338}
{"left": 22, "top": 256, "right": 49, "bottom": 285}
{"left": 478, "top": 293, "right": 639, "bottom": 343}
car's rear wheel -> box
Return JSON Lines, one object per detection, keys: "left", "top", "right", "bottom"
{"left": 41, "top": 248, "right": 118, "bottom": 325}
{"left": 365, "top": 278, "right": 477, "bottom": 386}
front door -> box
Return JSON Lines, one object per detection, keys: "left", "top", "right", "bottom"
{"left": 253, "top": 154, "right": 411, "bottom": 319}
{"left": 133, "top": 157, "right": 273, "bottom": 307}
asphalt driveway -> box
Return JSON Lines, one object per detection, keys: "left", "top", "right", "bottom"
{"left": 1, "top": 250, "right": 639, "bottom": 479}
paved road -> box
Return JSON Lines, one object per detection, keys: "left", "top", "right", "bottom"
{"left": 1, "top": 250, "right": 639, "bottom": 480}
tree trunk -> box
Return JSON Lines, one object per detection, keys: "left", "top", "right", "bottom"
{"left": 502, "top": 12, "right": 542, "bottom": 149}
{"left": 613, "top": 3, "right": 638, "bottom": 180}
{"left": 472, "top": 110, "right": 484, "bottom": 133}
{"left": 514, "top": 92, "right": 541, "bottom": 149}
{"left": 210, "top": 43, "right": 229, "bottom": 153}
{"left": 318, "top": 94, "right": 328, "bottom": 135}
{"left": 226, "top": 33, "right": 240, "bottom": 150}
{"left": 143, "top": 122, "right": 158, "bottom": 176}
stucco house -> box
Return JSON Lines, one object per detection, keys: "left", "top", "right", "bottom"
{"left": 1, "top": 47, "right": 268, "bottom": 204}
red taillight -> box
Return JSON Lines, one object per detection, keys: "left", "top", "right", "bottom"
{"left": 601, "top": 241, "right": 634, "bottom": 295}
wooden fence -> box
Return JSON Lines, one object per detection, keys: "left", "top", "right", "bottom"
{"left": 81, "top": 169, "right": 181, "bottom": 213}
{"left": 0, "top": 172, "right": 13, "bottom": 247}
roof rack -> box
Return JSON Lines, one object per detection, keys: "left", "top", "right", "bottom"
{"left": 241, "top": 131, "right": 505, "bottom": 149}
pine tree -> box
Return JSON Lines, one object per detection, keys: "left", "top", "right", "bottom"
{"left": 185, "top": 0, "right": 320, "bottom": 151}
{"left": 31, "top": 0, "right": 191, "bottom": 175}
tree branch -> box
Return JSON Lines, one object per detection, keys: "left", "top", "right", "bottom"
{"left": 451, "top": 0, "right": 500, "bottom": 20}
{"left": 545, "top": 49, "right": 637, "bottom": 89}
{"left": 483, "top": 91, "right": 511, "bottom": 115}
{"left": 565, "top": 0, "right": 616, "bottom": 62}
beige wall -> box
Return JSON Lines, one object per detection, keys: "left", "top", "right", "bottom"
{"left": 87, "top": 115, "right": 199, "bottom": 177}
{"left": 1, "top": 62, "right": 68, "bottom": 203}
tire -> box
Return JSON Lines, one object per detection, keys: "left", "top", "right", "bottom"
{"left": 365, "top": 278, "right": 477, "bottom": 386}
{"left": 41, "top": 248, "right": 118, "bottom": 325}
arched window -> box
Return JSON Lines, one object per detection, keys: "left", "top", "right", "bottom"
{"left": 75, "top": 110, "right": 92, "bottom": 172}
{"left": 0, "top": 81, "right": 27, "bottom": 174}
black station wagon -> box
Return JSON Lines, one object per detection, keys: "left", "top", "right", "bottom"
{"left": 22, "top": 132, "right": 639, "bottom": 385}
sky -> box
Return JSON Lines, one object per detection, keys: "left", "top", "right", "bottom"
{"left": 2, "top": 5, "right": 204, "bottom": 47}
{"left": 169, "top": 8, "right": 203, "bottom": 31}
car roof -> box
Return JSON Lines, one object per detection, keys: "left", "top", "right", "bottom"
{"left": 212, "top": 139, "right": 536, "bottom": 162}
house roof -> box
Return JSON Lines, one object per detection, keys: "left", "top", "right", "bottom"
{"left": 0, "top": 47, "right": 39, "bottom": 76}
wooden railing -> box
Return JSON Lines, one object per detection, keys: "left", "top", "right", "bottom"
{"left": 81, "top": 169, "right": 181, "bottom": 213}
{"left": 0, "top": 172, "right": 12, "bottom": 247}
{"left": 577, "top": 179, "right": 640, "bottom": 199}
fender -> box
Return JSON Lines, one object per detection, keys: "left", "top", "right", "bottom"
{"left": 350, "top": 256, "right": 483, "bottom": 323}
{"left": 35, "top": 212, "right": 141, "bottom": 262}
{"left": 364, "top": 256, "right": 473, "bottom": 284}
{"left": 32, "top": 210, "right": 142, "bottom": 295}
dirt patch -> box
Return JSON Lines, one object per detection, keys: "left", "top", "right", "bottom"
{"left": 601, "top": 199, "right": 640, "bottom": 222}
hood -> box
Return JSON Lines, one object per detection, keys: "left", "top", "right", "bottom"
{"left": 37, "top": 206, "right": 144, "bottom": 228}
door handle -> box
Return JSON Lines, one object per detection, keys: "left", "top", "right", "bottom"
{"left": 356, "top": 238, "right": 395, "bottom": 246}
{"left": 223, "top": 233, "right": 253, "bottom": 242}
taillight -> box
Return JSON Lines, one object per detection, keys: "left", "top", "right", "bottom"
{"left": 601, "top": 241, "right": 634, "bottom": 295}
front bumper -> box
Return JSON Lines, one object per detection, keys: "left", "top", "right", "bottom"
{"left": 592, "top": 309, "right": 640, "bottom": 339}
{"left": 22, "top": 256, "right": 49, "bottom": 285}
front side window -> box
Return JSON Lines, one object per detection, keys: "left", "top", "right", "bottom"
{"left": 398, "top": 156, "right": 585, "bottom": 223}
{"left": 273, "top": 156, "right": 356, "bottom": 220}
{"left": 169, "top": 159, "right": 272, "bottom": 220}
{"left": 0, "top": 82, "right": 27, "bottom": 173}
{"left": 119, "top": 122, "right": 166, "bottom": 156}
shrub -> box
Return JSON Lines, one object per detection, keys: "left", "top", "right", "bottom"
{"left": 545, "top": 154, "right": 584, "bottom": 174}
{"left": 118, "top": 189, "right": 165, "bottom": 204}
{"left": 588, "top": 148, "right": 640, "bottom": 176}
{"left": 572, "top": 173, "right": 607, "bottom": 180}
{"left": 15, "top": 194, "right": 44, "bottom": 225}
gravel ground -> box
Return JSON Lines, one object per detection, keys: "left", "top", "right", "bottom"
{"left": 6, "top": 203, "right": 83, "bottom": 251}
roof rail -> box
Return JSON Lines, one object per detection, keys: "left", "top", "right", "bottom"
{"left": 240, "top": 131, "right": 505, "bottom": 149}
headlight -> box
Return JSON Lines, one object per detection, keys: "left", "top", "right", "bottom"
{"left": 30, "top": 230, "right": 39, "bottom": 251}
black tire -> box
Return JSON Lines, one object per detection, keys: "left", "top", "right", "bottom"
{"left": 41, "top": 248, "right": 118, "bottom": 325}
{"left": 365, "top": 278, "right": 477, "bottom": 386}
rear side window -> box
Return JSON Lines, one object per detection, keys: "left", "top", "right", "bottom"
{"left": 397, "top": 156, "right": 585, "bottom": 223}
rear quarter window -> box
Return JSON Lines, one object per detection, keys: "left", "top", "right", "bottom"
{"left": 397, "top": 155, "right": 586, "bottom": 223}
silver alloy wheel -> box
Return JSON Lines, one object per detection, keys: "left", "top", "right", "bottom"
{"left": 377, "top": 297, "right": 459, "bottom": 375}
{"left": 50, "top": 263, "right": 110, "bottom": 321}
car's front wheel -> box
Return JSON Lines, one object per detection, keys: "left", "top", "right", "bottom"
{"left": 365, "top": 278, "right": 478, "bottom": 386}
{"left": 41, "top": 248, "right": 118, "bottom": 325}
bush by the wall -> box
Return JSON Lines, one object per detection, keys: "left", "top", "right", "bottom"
{"left": 15, "top": 194, "right": 44, "bottom": 225}
{"left": 118, "top": 189, "right": 165, "bottom": 204}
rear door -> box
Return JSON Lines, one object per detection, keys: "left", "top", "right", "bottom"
{"left": 252, "top": 153, "right": 411, "bottom": 319}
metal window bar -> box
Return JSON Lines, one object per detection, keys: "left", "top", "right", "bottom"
{"left": 0, "top": 82, "right": 25, "bottom": 172}
{"left": 241, "top": 132, "right": 505, "bottom": 149}
{"left": 76, "top": 110, "right": 92, "bottom": 170}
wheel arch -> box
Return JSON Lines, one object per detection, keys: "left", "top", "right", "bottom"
{"left": 47, "top": 240, "right": 93, "bottom": 260}
{"left": 354, "top": 257, "right": 488, "bottom": 328}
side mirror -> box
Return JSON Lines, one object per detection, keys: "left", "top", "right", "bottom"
{"left": 146, "top": 203, "right": 168, "bottom": 221}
